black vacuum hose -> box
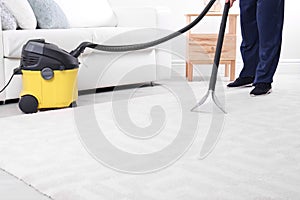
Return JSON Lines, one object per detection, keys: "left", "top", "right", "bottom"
{"left": 209, "top": 2, "right": 230, "bottom": 91}
{"left": 70, "top": 0, "right": 217, "bottom": 57}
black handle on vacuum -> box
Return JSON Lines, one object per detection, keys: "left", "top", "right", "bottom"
{"left": 69, "top": 42, "right": 97, "bottom": 58}
{"left": 70, "top": 0, "right": 217, "bottom": 57}
{"left": 209, "top": 2, "right": 230, "bottom": 91}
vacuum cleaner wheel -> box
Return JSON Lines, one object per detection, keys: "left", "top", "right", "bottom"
{"left": 19, "top": 95, "right": 39, "bottom": 114}
{"left": 69, "top": 101, "right": 77, "bottom": 108}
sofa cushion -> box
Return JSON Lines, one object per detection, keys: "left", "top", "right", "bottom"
{"left": 2, "top": 27, "right": 150, "bottom": 58}
{"left": 53, "top": 0, "right": 117, "bottom": 28}
{"left": 2, "top": 0, "right": 37, "bottom": 29}
{"left": 27, "top": 0, "right": 69, "bottom": 29}
{"left": 0, "top": 0, "right": 17, "bottom": 30}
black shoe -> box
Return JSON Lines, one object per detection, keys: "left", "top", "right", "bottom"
{"left": 227, "top": 77, "right": 254, "bottom": 87}
{"left": 250, "top": 83, "right": 272, "bottom": 96}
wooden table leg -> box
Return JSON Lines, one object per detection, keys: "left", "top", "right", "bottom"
{"left": 225, "top": 63, "right": 229, "bottom": 77}
{"left": 230, "top": 60, "right": 236, "bottom": 81}
{"left": 185, "top": 62, "right": 188, "bottom": 78}
{"left": 186, "top": 62, "right": 193, "bottom": 81}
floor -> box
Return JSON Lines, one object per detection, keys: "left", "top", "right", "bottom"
{"left": 0, "top": 63, "right": 299, "bottom": 199}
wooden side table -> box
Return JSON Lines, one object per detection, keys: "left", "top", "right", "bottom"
{"left": 185, "top": 12, "right": 239, "bottom": 81}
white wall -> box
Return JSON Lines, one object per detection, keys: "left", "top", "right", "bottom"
{"left": 281, "top": 0, "right": 300, "bottom": 61}
{"left": 110, "top": 0, "right": 300, "bottom": 62}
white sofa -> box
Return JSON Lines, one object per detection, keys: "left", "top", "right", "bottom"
{"left": 0, "top": 6, "right": 172, "bottom": 102}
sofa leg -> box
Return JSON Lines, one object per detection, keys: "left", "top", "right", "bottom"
{"left": 150, "top": 82, "right": 155, "bottom": 87}
{"left": 0, "top": 101, "right": 4, "bottom": 105}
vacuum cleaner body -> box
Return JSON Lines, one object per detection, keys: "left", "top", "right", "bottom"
{"left": 18, "top": 39, "right": 79, "bottom": 113}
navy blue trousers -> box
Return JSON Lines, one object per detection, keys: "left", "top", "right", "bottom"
{"left": 239, "top": 0, "right": 284, "bottom": 84}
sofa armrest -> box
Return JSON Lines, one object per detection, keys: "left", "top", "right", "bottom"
{"left": 154, "top": 7, "right": 173, "bottom": 80}
{"left": 0, "top": 10, "right": 6, "bottom": 101}
{"left": 113, "top": 7, "right": 157, "bottom": 28}
{"left": 113, "top": 7, "right": 173, "bottom": 80}
{"left": 155, "top": 7, "right": 173, "bottom": 31}
{"left": 114, "top": 6, "right": 169, "bottom": 28}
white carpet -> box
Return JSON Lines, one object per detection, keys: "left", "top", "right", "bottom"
{"left": 0, "top": 74, "right": 300, "bottom": 200}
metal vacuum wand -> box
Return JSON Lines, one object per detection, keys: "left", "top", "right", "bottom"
{"left": 191, "top": 2, "right": 230, "bottom": 113}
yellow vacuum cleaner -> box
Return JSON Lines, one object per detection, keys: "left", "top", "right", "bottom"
{"left": 18, "top": 39, "right": 79, "bottom": 113}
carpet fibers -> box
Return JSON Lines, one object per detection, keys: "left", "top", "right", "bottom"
{"left": 0, "top": 73, "right": 300, "bottom": 200}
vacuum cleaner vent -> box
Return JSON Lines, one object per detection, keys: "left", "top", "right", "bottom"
{"left": 22, "top": 56, "right": 39, "bottom": 66}
{"left": 20, "top": 39, "right": 79, "bottom": 71}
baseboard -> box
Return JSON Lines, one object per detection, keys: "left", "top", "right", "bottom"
{"left": 236, "top": 59, "right": 300, "bottom": 66}
{"left": 172, "top": 59, "right": 300, "bottom": 68}
{"left": 172, "top": 59, "right": 186, "bottom": 67}
{"left": 171, "top": 59, "right": 238, "bottom": 69}
{"left": 171, "top": 59, "right": 300, "bottom": 77}
{"left": 278, "top": 59, "right": 300, "bottom": 65}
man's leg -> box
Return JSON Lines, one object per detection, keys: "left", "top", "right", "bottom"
{"left": 227, "top": 0, "right": 258, "bottom": 87}
{"left": 254, "top": 0, "right": 284, "bottom": 84}
{"left": 239, "top": 0, "right": 259, "bottom": 78}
